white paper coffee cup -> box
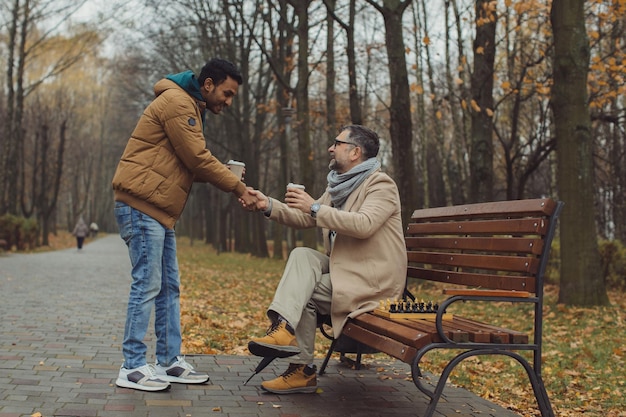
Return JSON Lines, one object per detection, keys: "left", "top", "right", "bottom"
{"left": 287, "top": 183, "right": 305, "bottom": 191}
{"left": 227, "top": 160, "right": 245, "bottom": 180}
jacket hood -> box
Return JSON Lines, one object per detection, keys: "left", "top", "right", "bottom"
{"left": 160, "top": 70, "right": 206, "bottom": 123}
{"left": 165, "top": 70, "right": 204, "bottom": 101}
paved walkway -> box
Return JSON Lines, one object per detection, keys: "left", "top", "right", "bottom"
{"left": 0, "top": 235, "right": 522, "bottom": 417}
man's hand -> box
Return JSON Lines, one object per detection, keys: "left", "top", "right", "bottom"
{"left": 238, "top": 188, "right": 259, "bottom": 211}
{"left": 285, "top": 188, "right": 315, "bottom": 214}
{"left": 239, "top": 188, "right": 269, "bottom": 211}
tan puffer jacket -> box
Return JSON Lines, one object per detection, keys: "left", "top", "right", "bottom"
{"left": 112, "top": 78, "right": 247, "bottom": 229}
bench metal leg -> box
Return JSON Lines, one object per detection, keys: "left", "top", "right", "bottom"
{"left": 319, "top": 337, "right": 368, "bottom": 375}
{"left": 319, "top": 338, "right": 338, "bottom": 375}
{"left": 411, "top": 347, "right": 555, "bottom": 417}
{"left": 355, "top": 347, "right": 363, "bottom": 370}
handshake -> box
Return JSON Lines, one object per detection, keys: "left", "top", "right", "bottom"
{"left": 238, "top": 184, "right": 315, "bottom": 215}
{"left": 238, "top": 188, "right": 269, "bottom": 212}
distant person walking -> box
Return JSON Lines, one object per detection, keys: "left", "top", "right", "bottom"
{"left": 89, "top": 222, "right": 99, "bottom": 237}
{"left": 72, "top": 217, "right": 90, "bottom": 250}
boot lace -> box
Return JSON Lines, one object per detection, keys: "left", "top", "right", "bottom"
{"left": 265, "top": 321, "right": 282, "bottom": 336}
{"left": 280, "top": 363, "right": 303, "bottom": 378}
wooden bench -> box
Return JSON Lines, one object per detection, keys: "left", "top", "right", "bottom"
{"left": 318, "top": 198, "right": 564, "bottom": 417}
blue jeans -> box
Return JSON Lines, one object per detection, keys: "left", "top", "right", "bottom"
{"left": 114, "top": 202, "right": 181, "bottom": 369}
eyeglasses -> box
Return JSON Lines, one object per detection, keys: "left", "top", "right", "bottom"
{"left": 333, "top": 139, "right": 358, "bottom": 147}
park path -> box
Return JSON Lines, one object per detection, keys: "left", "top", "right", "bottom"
{"left": 0, "top": 235, "right": 521, "bottom": 417}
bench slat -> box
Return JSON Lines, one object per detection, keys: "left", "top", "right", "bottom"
{"left": 351, "top": 313, "right": 433, "bottom": 347}
{"left": 410, "top": 198, "right": 557, "bottom": 221}
{"left": 406, "top": 266, "right": 536, "bottom": 292}
{"left": 363, "top": 314, "right": 470, "bottom": 344}
{"left": 387, "top": 318, "right": 444, "bottom": 342}
{"left": 445, "top": 318, "right": 492, "bottom": 343}
{"left": 406, "top": 218, "right": 549, "bottom": 236}
{"left": 342, "top": 322, "right": 419, "bottom": 363}
{"left": 407, "top": 251, "right": 540, "bottom": 273}
{"left": 445, "top": 317, "right": 527, "bottom": 344}
{"left": 350, "top": 312, "right": 529, "bottom": 348}
{"left": 453, "top": 316, "right": 529, "bottom": 344}
{"left": 405, "top": 236, "right": 545, "bottom": 255}
{"left": 390, "top": 315, "right": 526, "bottom": 345}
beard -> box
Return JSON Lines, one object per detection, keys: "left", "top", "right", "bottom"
{"left": 207, "top": 104, "right": 223, "bottom": 114}
{"left": 328, "top": 158, "right": 337, "bottom": 171}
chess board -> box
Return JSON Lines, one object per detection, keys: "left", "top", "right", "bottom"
{"left": 373, "top": 299, "right": 453, "bottom": 321}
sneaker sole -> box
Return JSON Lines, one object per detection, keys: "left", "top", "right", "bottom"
{"left": 115, "top": 377, "right": 170, "bottom": 392}
{"left": 159, "top": 374, "right": 210, "bottom": 384}
{"left": 261, "top": 385, "right": 317, "bottom": 394}
{"left": 248, "top": 341, "right": 301, "bottom": 358}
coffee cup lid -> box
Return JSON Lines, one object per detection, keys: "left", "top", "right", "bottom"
{"left": 227, "top": 160, "right": 245, "bottom": 167}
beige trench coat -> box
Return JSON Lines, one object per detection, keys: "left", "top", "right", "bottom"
{"left": 269, "top": 169, "right": 407, "bottom": 337}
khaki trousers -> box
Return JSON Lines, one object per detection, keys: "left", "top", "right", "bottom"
{"left": 267, "top": 247, "right": 333, "bottom": 364}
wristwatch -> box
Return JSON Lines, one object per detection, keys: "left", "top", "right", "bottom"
{"left": 310, "top": 202, "right": 321, "bottom": 218}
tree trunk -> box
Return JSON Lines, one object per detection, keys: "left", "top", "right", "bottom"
{"left": 452, "top": 0, "right": 472, "bottom": 200}
{"left": 369, "top": 0, "right": 418, "bottom": 227}
{"left": 347, "top": 0, "right": 362, "bottom": 125}
{"left": 420, "top": 0, "right": 446, "bottom": 208}
{"left": 469, "top": 0, "right": 496, "bottom": 203}
{"left": 444, "top": 0, "right": 466, "bottom": 205}
{"left": 611, "top": 110, "right": 625, "bottom": 242}
{"left": 39, "top": 120, "right": 67, "bottom": 247}
{"left": 608, "top": 11, "right": 626, "bottom": 243}
{"left": 324, "top": 0, "right": 363, "bottom": 125}
{"left": 1, "top": 0, "right": 20, "bottom": 214}
{"left": 3, "top": 0, "right": 30, "bottom": 215}
{"left": 292, "top": 0, "right": 317, "bottom": 248}
{"left": 326, "top": 0, "right": 337, "bottom": 139}
{"left": 550, "top": 0, "right": 609, "bottom": 306}
{"left": 409, "top": 2, "right": 425, "bottom": 209}
{"left": 241, "top": 40, "right": 271, "bottom": 258}
{"left": 274, "top": 0, "right": 295, "bottom": 258}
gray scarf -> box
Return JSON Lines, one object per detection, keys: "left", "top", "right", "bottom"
{"left": 327, "top": 158, "right": 381, "bottom": 208}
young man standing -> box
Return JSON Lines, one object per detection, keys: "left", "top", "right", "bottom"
{"left": 112, "top": 58, "right": 256, "bottom": 391}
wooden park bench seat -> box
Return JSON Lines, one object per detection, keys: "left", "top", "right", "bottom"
{"left": 318, "top": 198, "right": 564, "bottom": 417}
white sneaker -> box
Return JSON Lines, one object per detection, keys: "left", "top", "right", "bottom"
{"left": 115, "top": 364, "right": 170, "bottom": 392}
{"left": 155, "top": 356, "right": 209, "bottom": 384}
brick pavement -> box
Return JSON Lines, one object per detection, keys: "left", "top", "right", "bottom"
{"left": 0, "top": 235, "right": 522, "bottom": 417}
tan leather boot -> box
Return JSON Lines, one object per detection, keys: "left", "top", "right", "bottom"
{"left": 261, "top": 363, "right": 317, "bottom": 394}
{"left": 248, "top": 321, "right": 301, "bottom": 357}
